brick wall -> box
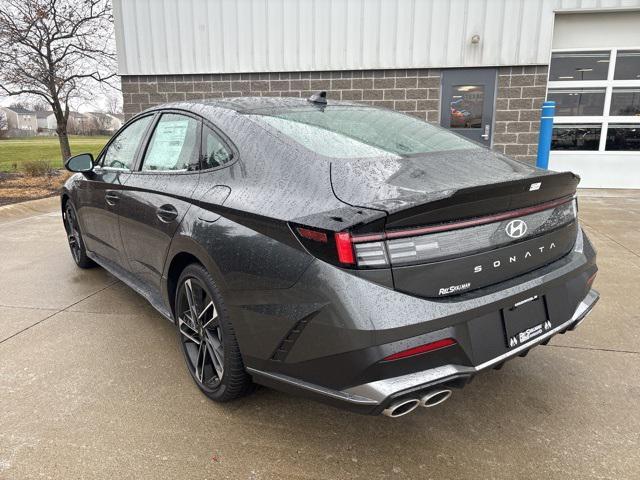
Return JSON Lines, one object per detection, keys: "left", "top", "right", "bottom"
{"left": 493, "top": 65, "right": 548, "bottom": 164}
{"left": 121, "top": 66, "right": 546, "bottom": 165}
{"left": 121, "top": 69, "right": 442, "bottom": 123}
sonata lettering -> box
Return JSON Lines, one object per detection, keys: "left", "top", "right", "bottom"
{"left": 473, "top": 242, "right": 557, "bottom": 274}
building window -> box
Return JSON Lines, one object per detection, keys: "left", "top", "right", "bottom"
{"left": 548, "top": 51, "right": 610, "bottom": 81}
{"left": 547, "top": 48, "right": 640, "bottom": 152}
{"left": 610, "top": 88, "right": 640, "bottom": 116}
{"left": 547, "top": 88, "right": 605, "bottom": 116}
{"left": 552, "top": 125, "right": 601, "bottom": 151}
{"left": 606, "top": 125, "right": 640, "bottom": 151}
{"left": 614, "top": 51, "right": 640, "bottom": 80}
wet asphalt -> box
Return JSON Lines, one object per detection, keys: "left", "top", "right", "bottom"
{"left": 0, "top": 191, "right": 638, "bottom": 479}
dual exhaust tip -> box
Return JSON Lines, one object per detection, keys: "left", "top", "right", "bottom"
{"left": 382, "top": 389, "right": 452, "bottom": 418}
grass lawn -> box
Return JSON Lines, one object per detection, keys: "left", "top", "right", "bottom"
{"left": 0, "top": 135, "right": 110, "bottom": 172}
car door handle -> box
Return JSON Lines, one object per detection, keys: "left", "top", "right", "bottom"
{"left": 105, "top": 191, "right": 120, "bottom": 206}
{"left": 156, "top": 204, "right": 179, "bottom": 223}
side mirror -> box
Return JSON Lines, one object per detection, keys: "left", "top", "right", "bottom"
{"left": 65, "top": 153, "right": 94, "bottom": 173}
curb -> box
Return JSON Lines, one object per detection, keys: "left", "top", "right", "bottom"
{"left": 0, "top": 196, "right": 60, "bottom": 224}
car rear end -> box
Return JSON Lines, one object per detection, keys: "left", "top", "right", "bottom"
{"left": 269, "top": 190, "right": 598, "bottom": 417}
{"left": 243, "top": 102, "right": 599, "bottom": 416}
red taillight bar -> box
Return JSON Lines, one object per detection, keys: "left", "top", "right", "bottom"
{"left": 297, "top": 227, "right": 328, "bottom": 243}
{"left": 351, "top": 196, "right": 575, "bottom": 244}
{"left": 335, "top": 232, "right": 355, "bottom": 265}
{"left": 382, "top": 338, "right": 457, "bottom": 362}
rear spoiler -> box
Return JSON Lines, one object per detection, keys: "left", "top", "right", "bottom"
{"left": 380, "top": 171, "right": 580, "bottom": 230}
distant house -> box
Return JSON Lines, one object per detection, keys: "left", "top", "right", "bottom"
{"left": 86, "top": 112, "right": 123, "bottom": 133}
{"left": 67, "top": 111, "right": 91, "bottom": 134}
{"left": 36, "top": 111, "right": 57, "bottom": 134}
{"left": 0, "top": 106, "right": 38, "bottom": 136}
{"left": 0, "top": 108, "right": 123, "bottom": 137}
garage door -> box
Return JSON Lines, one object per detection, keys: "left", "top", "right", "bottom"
{"left": 548, "top": 11, "right": 640, "bottom": 189}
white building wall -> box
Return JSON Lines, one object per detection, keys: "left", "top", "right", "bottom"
{"left": 113, "top": 0, "right": 640, "bottom": 75}
{"left": 47, "top": 114, "right": 57, "bottom": 130}
{"left": 16, "top": 113, "right": 37, "bottom": 131}
{"left": 553, "top": 10, "right": 640, "bottom": 49}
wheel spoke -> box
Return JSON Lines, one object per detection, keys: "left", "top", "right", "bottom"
{"left": 178, "top": 315, "right": 200, "bottom": 345}
{"left": 200, "top": 301, "right": 218, "bottom": 328}
{"left": 184, "top": 279, "right": 199, "bottom": 320}
{"left": 205, "top": 329, "right": 224, "bottom": 378}
{"left": 195, "top": 342, "right": 206, "bottom": 382}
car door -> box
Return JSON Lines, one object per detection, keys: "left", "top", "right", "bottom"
{"left": 117, "top": 112, "right": 202, "bottom": 291}
{"left": 75, "top": 114, "right": 154, "bottom": 267}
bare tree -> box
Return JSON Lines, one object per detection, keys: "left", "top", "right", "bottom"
{"left": 91, "top": 113, "right": 113, "bottom": 133}
{"left": 8, "top": 100, "right": 35, "bottom": 111}
{"left": 0, "top": 0, "right": 117, "bottom": 160}
{"left": 106, "top": 93, "right": 123, "bottom": 116}
{"left": 6, "top": 98, "right": 48, "bottom": 111}
{"left": 31, "top": 100, "right": 51, "bottom": 112}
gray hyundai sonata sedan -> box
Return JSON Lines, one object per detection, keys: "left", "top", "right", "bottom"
{"left": 61, "top": 94, "right": 598, "bottom": 417}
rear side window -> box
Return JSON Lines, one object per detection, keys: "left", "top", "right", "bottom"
{"left": 202, "top": 126, "right": 232, "bottom": 169}
{"left": 248, "top": 107, "right": 477, "bottom": 159}
{"left": 141, "top": 113, "right": 200, "bottom": 171}
{"left": 102, "top": 115, "right": 152, "bottom": 169}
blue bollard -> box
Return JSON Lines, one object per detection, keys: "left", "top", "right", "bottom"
{"left": 536, "top": 101, "right": 556, "bottom": 169}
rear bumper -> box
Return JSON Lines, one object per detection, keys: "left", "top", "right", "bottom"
{"left": 248, "top": 288, "right": 599, "bottom": 414}
{"left": 236, "top": 226, "right": 598, "bottom": 415}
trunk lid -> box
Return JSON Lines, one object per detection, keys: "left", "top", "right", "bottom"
{"left": 331, "top": 148, "right": 579, "bottom": 229}
{"left": 330, "top": 148, "right": 580, "bottom": 297}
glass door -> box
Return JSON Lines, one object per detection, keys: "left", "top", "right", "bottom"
{"left": 440, "top": 68, "right": 497, "bottom": 146}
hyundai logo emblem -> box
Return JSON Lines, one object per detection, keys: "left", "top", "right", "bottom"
{"left": 505, "top": 219, "right": 527, "bottom": 239}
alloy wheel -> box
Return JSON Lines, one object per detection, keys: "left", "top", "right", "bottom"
{"left": 177, "top": 277, "right": 225, "bottom": 388}
{"left": 65, "top": 206, "right": 83, "bottom": 264}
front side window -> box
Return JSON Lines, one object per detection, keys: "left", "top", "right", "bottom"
{"left": 141, "top": 113, "right": 200, "bottom": 172}
{"left": 102, "top": 115, "right": 152, "bottom": 169}
{"left": 202, "top": 126, "right": 232, "bottom": 169}
{"left": 248, "top": 107, "right": 477, "bottom": 159}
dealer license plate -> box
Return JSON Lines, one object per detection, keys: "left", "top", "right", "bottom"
{"left": 502, "top": 295, "right": 553, "bottom": 348}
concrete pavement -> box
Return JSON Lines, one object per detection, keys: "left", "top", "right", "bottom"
{"left": 1, "top": 192, "right": 639, "bottom": 479}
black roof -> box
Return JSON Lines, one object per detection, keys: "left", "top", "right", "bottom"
{"left": 5, "top": 106, "right": 34, "bottom": 115}
{"left": 143, "top": 96, "right": 368, "bottom": 116}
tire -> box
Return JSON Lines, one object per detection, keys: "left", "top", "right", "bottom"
{"left": 175, "top": 263, "right": 254, "bottom": 402}
{"left": 63, "top": 202, "right": 96, "bottom": 269}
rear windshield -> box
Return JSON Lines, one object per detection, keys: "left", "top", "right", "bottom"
{"left": 247, "top": 106, "right": 478, "bottom": 159}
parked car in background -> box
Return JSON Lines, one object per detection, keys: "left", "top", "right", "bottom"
{"left": 61, "top": 95, "right": 599, "bottom": 417}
